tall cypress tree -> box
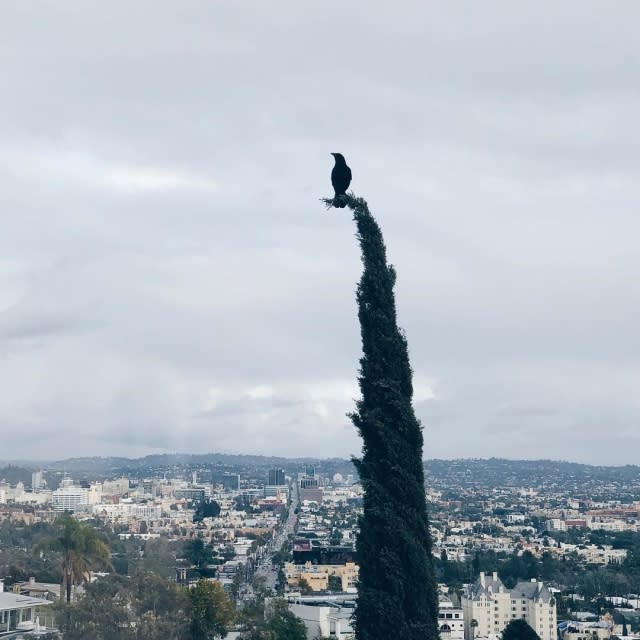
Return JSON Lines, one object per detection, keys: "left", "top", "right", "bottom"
{"left": 324, "top": 194, "right": 439, "bottom": 640}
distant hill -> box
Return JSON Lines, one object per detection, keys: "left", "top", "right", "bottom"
{"left": 0, "top": 465, "right": 33, "bottom": 486}
{"left": 2, "top": 454, "right": 639, "bottom": 491}
{"left": 1, "top": 452, "right": 356, "bottom": 484}
{"left": 423, "top": 457, "right": 640, "bottom": 491}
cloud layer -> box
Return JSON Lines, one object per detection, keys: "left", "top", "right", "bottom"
{"left": 2, "top": 2, "right": 640, "bottom": 462}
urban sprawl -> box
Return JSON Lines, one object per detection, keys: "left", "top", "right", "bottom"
{"left": 0, "top": 456, "right": 639, "bottom": 639}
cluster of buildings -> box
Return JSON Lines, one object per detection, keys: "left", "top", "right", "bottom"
{"left": 281, "top": 479, "right": 562, "bottom": 640}
{"left": 545, "top": 511, "right": 640, "bottom": 533}
{"left": 0, "top": 470, "right": 289, "bottom": 531}
{"left": 429, "top": 485, "right": 639, "bottom": 567}
{"left": 4, "top": 459, "right": 640, "bottom": 639}
{"left": 283, "top": 573, "right": 558, "bottom": 640}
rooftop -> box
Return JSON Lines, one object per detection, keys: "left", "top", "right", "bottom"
{"left": 0, "top": 591, "right": 52, "bottom": 612}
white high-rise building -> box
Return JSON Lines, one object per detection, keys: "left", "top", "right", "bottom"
{"left": 52, "top": 478, "right": 89, "bottom": 512}
{"left": 462, "top": 572, "right": 557, "bottom": 640}
{"left": 31, "top": 470, "right": 44, "bottom": 491}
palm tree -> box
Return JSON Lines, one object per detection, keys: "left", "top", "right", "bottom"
{"left": 36, "top": 514, "right": 112, "bottom": 602}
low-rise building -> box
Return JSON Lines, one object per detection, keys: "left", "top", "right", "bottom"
{"left": 0, "top": 580, "right": 54, "bottom": 634}
{"left": 575, "top": 544, "right": 627, "bottom": 565}
{"left": 438, "top": 598, "right": 465, "bottom": 639}
{"left": 284, "top": 561, "right": 359, "bottom": 593}
{"left": 286, "top": 594, "right": 464, "bottom": 640}
{"left": 287, "top": 595, "right": 355, "bottom": 639}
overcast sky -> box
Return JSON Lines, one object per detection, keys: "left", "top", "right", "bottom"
{"left": 2, "top": 2, "right": 640, "bottom": 464}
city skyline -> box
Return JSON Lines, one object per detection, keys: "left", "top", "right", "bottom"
{"left": 1, "top": 451, "right": 638, "bottom": 470}
{"left": 3, "top": 4, "right": 640, "bottom": 463}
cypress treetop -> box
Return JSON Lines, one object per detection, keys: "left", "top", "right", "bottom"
{"left": 323, "top": 193, "right": 439, "bottom": 640}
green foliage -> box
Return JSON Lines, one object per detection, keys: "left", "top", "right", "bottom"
{"left": 238, "top": 631, "right": 272, "bottom": 640}
{"left": 237, "top": 596, "right": 267, "bottom": 633}
{"left": 56, "top": 572, "right": 190, "bottom": 640}
{"left": 500, "top": 550, "right": 538, "bottom": 584}
{"left": 189, "top": 579, "right": 235, "bottom": 639}
{"left": 238, "top": 599, "right": 307, "bottom": 640}
{"left": 193, "top": 500, "right": 222, "bottom": 523}
{"left": 144, "top": 538, "right": 176, "bottom": 577}
{"left": 0, "top": 520, "right": 60, "bottom": 585}
{"left": 231, "top": 571, "right": 243, "bottom": 599}
{"left": 271, "top": 539, "right": 292, "bottom": 566}
{"left": 0, "top": 519, "right": 56, "bottom": 548}
{"left": 432, "top": 545, "right": 640, "bottom": 603}
{"left": 252, "top": 574, "right": 270, "bottom": 599}
{"left": 328, "top": 574, "right": 343, "bottom": 592}
{"left": 332, "top": 193, "right": 439, "bottom": 639}
{"left": 36, "top": 514, "right": 112, "bottom": 602}
{"left": 265, "top": 599, "right": 307, "bottom": 640}
{"left": 502, "top": 619, "right": 540, "bottom": 640}
{"left": 297, "top": 577, "right": 313, "bottom": 595}
{"left": 276, "top": 567, "right": 286, "bottom": 595}
{"left": 57, "top": 572, "right": 234, "bottom": 639}
{"left": 184, "top": 538, "right": 216, "bottom": 573}
{"left": 124, "top": 537, "right": 177, "bottom": 579}
{"left": 239, "top": 599, "right": 306, "bottom": 640}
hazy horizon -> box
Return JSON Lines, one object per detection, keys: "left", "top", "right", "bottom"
{"left": 1, "top": 451, "right": 636, "bottom": 470}
{"left": 3, "top": 3, "right": 640, "bottom": 464}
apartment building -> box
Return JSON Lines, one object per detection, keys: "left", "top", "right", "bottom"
{"left": 284, "top": 561, "right": 359, "bottom": 593}
{"left": 462, "top": 572, "right": 557, "bottom": 640}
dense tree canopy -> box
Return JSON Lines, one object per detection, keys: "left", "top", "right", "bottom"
{"left": 193, "top": 500, "right": 222, "bottom": 522}
{"left": 502, "top": 619, "right": 540, "bottom": 640}
{"left": 36, "top": 514, "right": 112, "bottom": 602}
{"left": 56, "top": 572, "right": 235, "bottom": 639}
{"left": 56, "top": 572, "right": 190, "bottom": 640}
{"left": 184, "top": 538, "right": 216, "bottom": 571}
{"left": 238, "top": 598, "right": 306, "bottom": 640}
{"left": 328, "top": 195, "right": 439, "bottom": 640}
{"left": 189, "top": 579, "right": 235, "bottom": 639}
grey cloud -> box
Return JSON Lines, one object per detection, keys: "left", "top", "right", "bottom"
{"left": 1, "top": 2, "right": 640, "bottom": 462}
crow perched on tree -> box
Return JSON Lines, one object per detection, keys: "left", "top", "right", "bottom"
{"left": 330, "top": 152, "right": 352, "bottom": 208}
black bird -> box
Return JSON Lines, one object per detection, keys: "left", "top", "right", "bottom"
{"left": 330, "top": 152, "right": 352, "bottom": 207}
